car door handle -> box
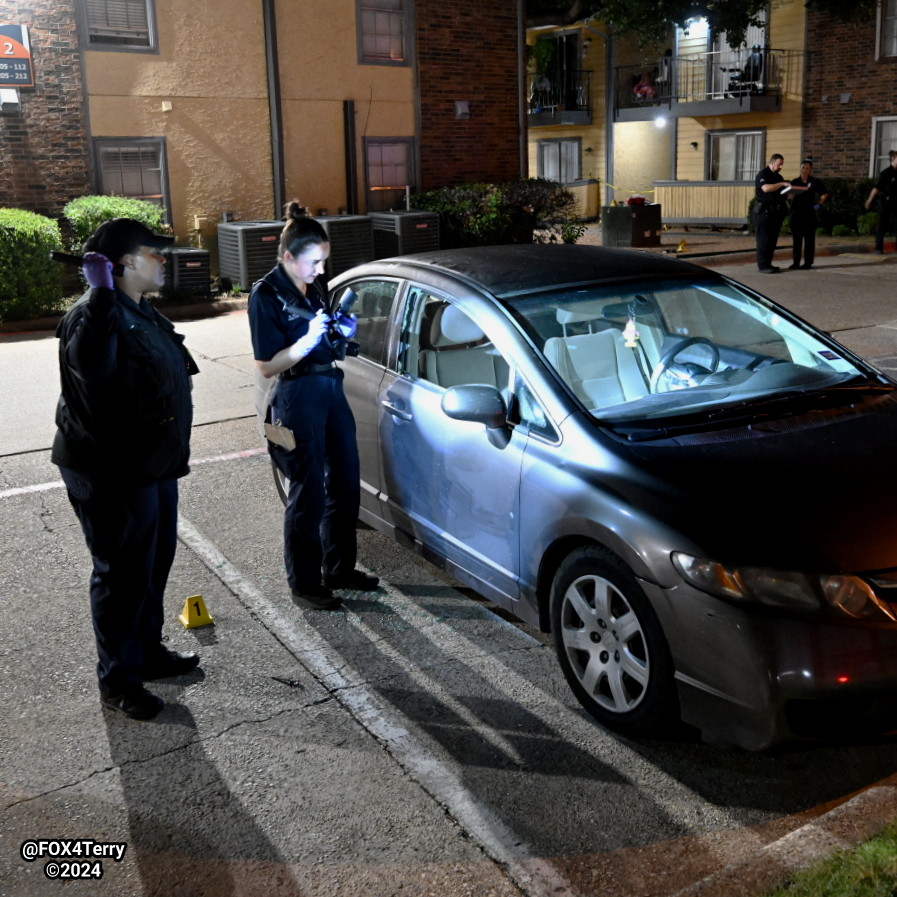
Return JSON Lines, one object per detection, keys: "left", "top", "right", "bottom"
{"left": 381, "top": 400, "right": 412, "bottom": 421}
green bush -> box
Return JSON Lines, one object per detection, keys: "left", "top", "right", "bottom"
{"left": 412, "top": 178, "right": 582, "bottom": 248}
{"left": 832, "top": 224, "right": 854, "bottom": 237}
{"left": 62, "top": 195, "right": 168, "bottom": 250}
{"left": 858, "top": 212, "right": 878, "bottom": 236}
{"left": 816, "top": 177, "right": 874, "bottom": 234}
{"left": 0, "top": 209, "right": 65, "bottom": 322}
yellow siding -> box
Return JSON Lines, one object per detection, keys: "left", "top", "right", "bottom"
{"left": 655, "top": 183, "right": 754, "bottom": 220}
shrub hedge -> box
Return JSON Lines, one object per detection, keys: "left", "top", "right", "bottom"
{"left": 62, "top": 195, "right": 169, "bottom": 249}
{"left": 412, "top": 178, "right": 583, "bottom": 248}
{"left": 0, "top": 209, "right": 65, "bottom": 322}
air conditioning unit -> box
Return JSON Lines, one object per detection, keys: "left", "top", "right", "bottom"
{"left": 370, "top": 211, "right": 440, "bottom": 258}
{"left": 314, "top": 215, "right": 374, "bottom": 278}
{"left": 162, "top": 248, "right": 211, "bottom": 299}
{"left": 217, "top": 220, "right": 283, "bottom": 290}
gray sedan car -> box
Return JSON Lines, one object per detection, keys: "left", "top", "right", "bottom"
{"left": 265, "top": 244, "right": 897, "bottom": 750}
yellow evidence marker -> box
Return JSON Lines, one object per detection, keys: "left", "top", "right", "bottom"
{"left": 179, "top": 595, "right": 214, "bottom": 629}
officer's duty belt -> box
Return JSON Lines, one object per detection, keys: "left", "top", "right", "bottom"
{"left": 281, "top": 361, "right": 337, "bottom": 379}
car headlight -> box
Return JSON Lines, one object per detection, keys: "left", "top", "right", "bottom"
{"left": 672, "top": 553, "right": 897, "bottom": 622}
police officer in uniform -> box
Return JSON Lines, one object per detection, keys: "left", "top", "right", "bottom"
{"left": 52, "top": 218, "right": 201, "bottom": 720}
{"left": 754, "top": 153, "right": 798, "bottom": 273}
{"left": 249, "top": 202, "right": 379, "bottom": 610}
{"left": 788, "top": 158, "right": 829, "bottom": 269}
{"left": 865, "top": 150, "right": 897, "bottom": 254}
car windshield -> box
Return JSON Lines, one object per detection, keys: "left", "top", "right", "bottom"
{"left": 504, "top": 276, "right": 873, "bottom": 425}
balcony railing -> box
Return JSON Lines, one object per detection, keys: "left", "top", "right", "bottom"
{"left": 527, "top": 69, "right": 592, "bottom": 126}
{"left": 615, "top": 48, "right": 801, "bottom": 117}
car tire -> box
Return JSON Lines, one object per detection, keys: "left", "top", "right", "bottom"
{"left": 271, "top": 457, "right": 290, "bottom": 506}
{"left": 550, "top": 545, "right": 678, "bottom": 737}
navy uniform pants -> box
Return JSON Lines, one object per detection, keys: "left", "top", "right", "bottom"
{"left": 60, "top": 468, "right": 177, "bottom": 696}
{"left": 755, "top": 204, "right": 785, "bottom": 270}
{"left": 791, "top": 210, "right": 818, "bottom": 266}
{"left": 269, "top": 369, "right": 361, "bottom": 591}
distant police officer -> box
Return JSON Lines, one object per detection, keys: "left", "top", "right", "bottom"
{"left": 52, "top": 218, "right": 201, "bottom": 720}
{"left": 754, "top": 154, "right": 797, "bottom": 273}
{"left": 788, "top": 158, "right": 829, "bottom": 269}
{"left": 865, "top": 150, "right": 897, "bottom": 254}
{"left": 249, "top": 202, "right": 379, "bottom": 611}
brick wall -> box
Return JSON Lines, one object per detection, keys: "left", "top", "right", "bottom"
{"left": 416, "top": 0, "right": 522, "bottom": 189}
{"left": 0, "top": 1, "right": 90, "bottom": 216}
{"left": 803, "top": 12, "right": 896, "bottom": 179}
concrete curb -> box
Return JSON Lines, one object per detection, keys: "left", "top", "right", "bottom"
{"left": 673, "top": 775, "right": 897, "bottom": 896}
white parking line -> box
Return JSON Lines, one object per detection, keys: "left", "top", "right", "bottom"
{"left": 0, "top": 447, "right": 267, "bottom": 501}
{"left": 176, "top": 513, "right": 581, "bottom": 897}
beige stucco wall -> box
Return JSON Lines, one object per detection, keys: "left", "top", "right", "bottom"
{"left": 275, "top": 0, "right": 414, "bottom": 214}
{"left": 83, "top": 0, "right": 415, "bottom": 243}
{"left": 612, "top": 120, "right": 673, "bottom": 200}
{"left": 85, "top": 0, "right": 274, "bottom": 241}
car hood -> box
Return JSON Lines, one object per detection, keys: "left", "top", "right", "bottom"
{"left": 612, "top": 397, "right": 897, "bottom": 573}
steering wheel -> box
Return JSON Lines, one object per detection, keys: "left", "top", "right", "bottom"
{"left": 650, "top": 336, "right": 720, "bottom": 393}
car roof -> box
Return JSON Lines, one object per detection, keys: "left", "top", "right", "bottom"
{"left": 373, "top": 244, "right": 711, "bottom": 299}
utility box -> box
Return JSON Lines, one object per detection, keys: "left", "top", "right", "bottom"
{"left": 162, "top": 248, "right": 211, "bottom": 299}
{"left": 601, "top": 205, "right": 662, "bottom": 248}
{"left": 217, "top": 220, "right": 282, "bottom": 289}
{"left": 314, "top": 215, "right": 374, "bottom": 278}
{"left": 370, "top": 211, "right": 440, "bottom": 258}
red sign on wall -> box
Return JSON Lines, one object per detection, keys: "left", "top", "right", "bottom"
{"left": 0, "top": 25, "right": 34, "bottom": 88}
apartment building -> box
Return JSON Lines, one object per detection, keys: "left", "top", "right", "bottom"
{"left": 0, "top": 0, "right": 522, "bottom": 244}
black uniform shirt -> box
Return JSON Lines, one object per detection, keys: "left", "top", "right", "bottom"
{"left": 789, "top": 176, "right": 828, "bottom": 215}
{"left": 755, "top": 166, "right": 787, "bottom": 208}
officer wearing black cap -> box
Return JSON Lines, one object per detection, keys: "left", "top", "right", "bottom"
{"left": 52, "top": 218, "right": 201, "bottom": 720}
{"left": 788, "top": 158, "right": 829, "bottom": 269}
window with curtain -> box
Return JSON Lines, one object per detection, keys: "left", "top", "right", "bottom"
{"left": 83, "top": 0, "right": 154, "bottom": 49}
{"left": 94, "top": 139, "right": 168, "bottom": 212}
{"left": 364, "top": 138, "right": 414, "bottom": 211}
{"left": 871, "top": 118, "right": 897, "bottom": 176}
{"left": 537, "top": 138, "right": 581, "bottom": 184}
{"left": 358, "top": 0, "right": 407, "bottom": 64}
{"left": 708, "top": 130, "right": 763, "bottom": 181}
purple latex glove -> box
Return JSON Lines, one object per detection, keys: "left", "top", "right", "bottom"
{"left": 813, "top": 203, "right": 821, "bottom": 211}
{"left": 334, "top": 313, "right": 358, "bottom": 339}
{"left": 82, "top": 252, "right": 115, "bottom": 290}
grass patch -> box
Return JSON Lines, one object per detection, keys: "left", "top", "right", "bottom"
{"left": 766, "top": 819, "right": 897, "bottom": 897}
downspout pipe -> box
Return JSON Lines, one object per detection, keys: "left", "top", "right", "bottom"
{"left": 344, "top": 100, "right": 358, "bottom": 214}
{"left": 263, "top": 0, "right": 285, "bottom": 217}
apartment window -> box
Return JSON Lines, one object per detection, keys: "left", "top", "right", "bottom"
{"left": 94, "top": 138, "right": 169, "bottom": 211}
{"left": 358, "top": 0, "right": 407, "bottom": 64}
{"left": 881, "top": 0, "right": 897, "bottom": 57}
{"left": 537, "top": 138, "right": 581, "bottom": 184}
{"left": 82, "top": 0, "right": 155, "bottom": 50}
{"left": 871, "top": 118, "right": 897, "bottom": 176}
{"left": 364, "top": 138, "right": 414, "bottom": 211}
{"left": 708, "top": 130, "right": 763, "bottom": 181}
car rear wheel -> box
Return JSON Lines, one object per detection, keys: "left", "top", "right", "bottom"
{"left": 550, "top": 545, "right": 678, "bottom": 737}
{"left": 271, "top": 457, "right": 290, "bottom": 506}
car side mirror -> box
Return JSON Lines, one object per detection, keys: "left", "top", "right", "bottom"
{"left": 441, "top": 384, "right": 507, "bottom": 430}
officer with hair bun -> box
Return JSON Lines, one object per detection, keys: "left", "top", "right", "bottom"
{"left": 249, "top": 201, "right": 379, "bottom": 610}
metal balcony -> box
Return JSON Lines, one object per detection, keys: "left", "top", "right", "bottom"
{"left": 614, "top": 48, "right": 801, "bottom": 121}
{"left": 527, "top": 69, "right": 592, "bottom": 127}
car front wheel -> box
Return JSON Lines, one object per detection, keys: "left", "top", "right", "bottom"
{"left": 550, "top": 545, "right": 678, "bottom": 737}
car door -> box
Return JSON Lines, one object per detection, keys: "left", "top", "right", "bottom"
{"left": 376, "top": 286, "right": 526, "bottom": 607}
{"left": 333, "top": 278, "right": 401, "bottom": 520}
